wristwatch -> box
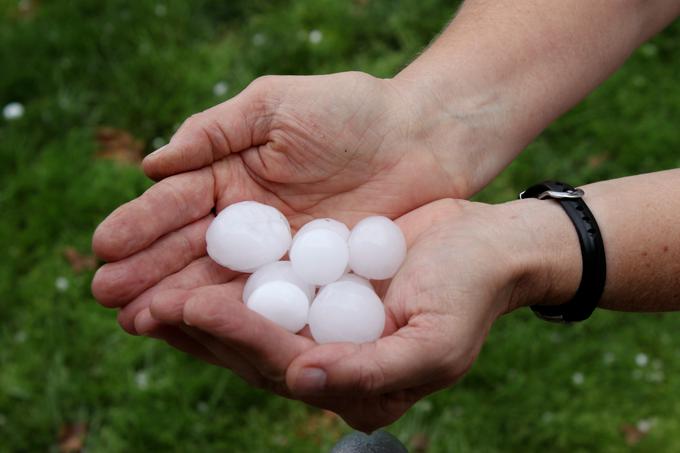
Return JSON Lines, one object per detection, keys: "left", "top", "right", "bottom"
{"left": 519, "top": 181, "right": 607, "bottom": 323}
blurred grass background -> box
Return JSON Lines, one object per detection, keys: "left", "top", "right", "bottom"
{"left": 1, "top": 0, "right": 679, "bottom": 451}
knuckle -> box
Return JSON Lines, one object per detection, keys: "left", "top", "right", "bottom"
{"left": 356, "top": 360, "right": 386, "bottom": 394}
{"left": 248, "top": 75, "right": 278, "bottom": 93}
{"left": 117, "top": 310, "right": 138, "bottom": 335}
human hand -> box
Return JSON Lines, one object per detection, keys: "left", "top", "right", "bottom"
{"left": 91, "top": 71, "right": 497, "bottom": 333}
{"left": 138, "top": 197, "right": 578, "bottom": 431}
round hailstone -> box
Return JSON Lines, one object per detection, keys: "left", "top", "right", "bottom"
{"left": 295, "top": 218, "right": 350, "bottom": 241}
{"left": 243, "top": 261, "right": 315, "bottom": 303}
{"left": 3, "top": 102, "right": 24, "bottom": 121}
{"left": 308, "top": 280, "right": 385, "bottom": 344}
{"left": 335, "top": 273, "right": 373, "bottom": 290}
{"left": 348, "top": 216, "right": 406, "bottom": 280}
{"left": 290, "top": 228, "right": 349, "bottom": 286}
{"left": 246, "top": 281, "right": 309, "bottom": 333}
{"left": 206, "top": 201, "right": 291, "bottom": 272}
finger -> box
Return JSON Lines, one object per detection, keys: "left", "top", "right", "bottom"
{"left": 286, "top": 315, "right": 460, "bottom": 397}
{"left": 133, "top": 308, "right": 163, "bottom": 335}
{"left": 148, "top": 275, "right": 246, "bottom": 325}
{"left": 143, "top": 78, "right": 275, "bottom": 180}
{"left": 146, "top": 323, "right": 223, "bottom": 367}
{"left": 117, "top": 256, "right": 238, "bottom": 334}
{"left": 92, "top": 216, "right": 213, "bottom": 307}
{"left": 181, "top": 284, "right": 315, "bottom": 381}
{"left": 92, "top": 167, "right": 214, "bottom": 262}
{"left": 179, "top": 326, "right": 272, "bottom": 390}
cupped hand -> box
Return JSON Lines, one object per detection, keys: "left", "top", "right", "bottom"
{"left": 138, "top": 199, "right": 537, "bottom": 432}
{"left": 91, "top": 71, "right": 480, "bottom": 332}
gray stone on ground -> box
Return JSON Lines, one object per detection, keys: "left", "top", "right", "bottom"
{"left": 330, "top": 430, "right": 408, "bottom": 453}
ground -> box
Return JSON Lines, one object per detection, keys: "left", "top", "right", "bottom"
{"left": 1, "top": 1, "right": 679, "bottom": 451}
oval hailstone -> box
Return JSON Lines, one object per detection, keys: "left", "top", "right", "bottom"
{"left": 295, "top": 218, "right": 350, "bottom": 241}
{"left": 206, "top": 201, "right": 291, "bottom": 272}
{"left": 290, "top": 228, "right": 349, "bottom": 286}
{"left": 348, "top": 216, "right": 406, "bottom": 280}
{"left": 246, "top": 281, "right": 309, "bottom": 333}
{"left": 308, "top": 280, "right": 385, "bottom": 344}
{"left": 335, "top": 273, "right": 373, "bottom": 290}
{"left": 243, "top": 261, "right": 315, "bottom": 303}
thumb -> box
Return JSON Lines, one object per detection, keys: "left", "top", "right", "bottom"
{"left": 286, "top": 325, "right": 462, "bottom": 397}
{"left": 143, "top": 76, "right": 278, "bottom": 180}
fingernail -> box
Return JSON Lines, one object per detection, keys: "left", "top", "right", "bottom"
{"left": 134, "top": 309, "right": 156, "bottom": 335}
{"left": 294, "top": 368, "right": 326, "bottom": 395}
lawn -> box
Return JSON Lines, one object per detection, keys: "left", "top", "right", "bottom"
{"left": 1, "top": 1, "right": 679, "bottom": 451}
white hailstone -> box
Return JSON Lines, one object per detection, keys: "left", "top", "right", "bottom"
{"left": 55, "top": 276, "right": 69, "bottom": 292}
{"left": 246, "top": 281, "right": 309, "bottom": 333}
{"left": 206, "top": 201, "right": 291, "bottom": 272}
{"left": 252, "top": 32, "right": 267, "bottom": 46}
{"left": 154, "top": 3, "right": 167, "bottom": 16}
{"left": 308, "top": 29, "right": 323, "bottom": 44}
{"left": 294, "top": 218, "right": 350, "bottom": 242}
{"left": 635, "top": 353, "right": 649, "bottom": 367}
{"left": 290, "top": 228, "right": 349, "bottom": 286}
{"left": 571, "top": 372, "right": 584, "bottom": 386}
{"left": 3, "top": 102, "right": 24, "bottom": 120}
{"left": 213, "top": 81, "right": 229, "bottom": 97}
{"left": 151, "top": 137, "right": 166, "bottom": 149}
{"left": 243, "top": 261, "right": 315, "bottom": 303}
{"left": 335, "top": 273, "right": 373, "bottom": 290}
{"left": 134, "top": 370, "right": 150, "bottom": 390}
{"left": 348, "top": 216, "right": 406, "bottom": 280}
{"left": 308, "top": 280, "right": 385, "bottom": 344}
{"left": 13, "top": 331, "right": 27, "bottom": 344}
{"left": 637, "top": 419, "right": 655, "bottom": 433}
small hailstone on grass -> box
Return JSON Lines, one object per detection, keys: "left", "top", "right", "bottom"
{"left": 55, "top": 276, "right": 69, "bottom": 292}
{"left": 636, "top": 419, "right": 655, "bottom": 433}
{"left": 154, "top": 3, "right": 167, "bottom": 16}
{"left": 635, "top": 353, "right": 649, "bottom": 367}
{"left": 571, "top": 372, "right": 584, "bottom": 386}
{"left": 196, "top": 401, "right": 209, "bottom": 413}
{"left": 135, "top": 370, "right": 149, "bottom": 390}
{"left": 252, "top": 33, "right": 266, "bottom": 46}
{"left": 3, "top": 102, "right": 24, "bottom": 120}
{"left": 541, "top": 412, "right": 554, "bottom": 424}
{"left": 14, "top": 331, "right": 27, "bottom": 343}
{"left": 648, "top": 370, "right": 664, "bottom": 383}
{"left": 151, "top": 137, "right": 166, "bottom": 149}
{"left": 308, "top": 29, "right": 323, "bottom": 44}
{"left": 213, "top": 81, "right": 229, "bottom": 97}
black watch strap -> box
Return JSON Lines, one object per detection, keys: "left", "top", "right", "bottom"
{"left": 519, "top": 181, "right": 606, "bottom": 323}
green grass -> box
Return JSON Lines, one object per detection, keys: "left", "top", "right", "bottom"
{"left": 1, "top": 1, "right": 679, "bottom": 451}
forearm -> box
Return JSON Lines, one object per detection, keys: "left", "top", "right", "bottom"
{"left": 395, "top": 0, "right": 680, "bottom": 194}
{"left": 506, "top": 169, "right": 680, "bottom": 313}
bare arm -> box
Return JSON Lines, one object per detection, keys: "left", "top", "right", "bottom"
{"left": 394, "top": 0, "right": 680, "bottom": 193}
{"left": 509, "top": 168, "right": 680, "bottom": 312}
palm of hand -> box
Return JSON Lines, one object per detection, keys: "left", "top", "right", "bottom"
{"left": 93, "top": 72, "right": 458, "bottom": 328}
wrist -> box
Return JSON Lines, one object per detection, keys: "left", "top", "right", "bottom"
{"left": 388, "top": 66, "right": 527, "bottom": 198}
{"left": 494, "top": 198, "right": 582, "bottom": 313}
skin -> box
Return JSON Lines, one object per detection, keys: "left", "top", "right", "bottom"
{"left": 92, "top": 0, "right": 680, "bottom": 432}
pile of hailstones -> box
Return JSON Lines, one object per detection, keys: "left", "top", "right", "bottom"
{"left": 205, "top": 201, "right": 406, "bottom": 344}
